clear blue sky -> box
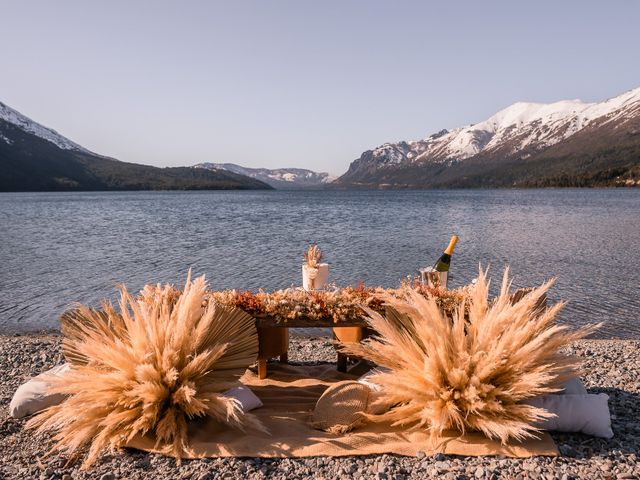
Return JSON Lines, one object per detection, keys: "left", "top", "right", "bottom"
{"left": 1, "top": 1, "right": 639, "bottom": 175}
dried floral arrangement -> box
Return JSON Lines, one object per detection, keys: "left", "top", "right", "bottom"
{"left": 206, "top": 282, "right": 467, "bottom": 323}
{"left": 402, "top": 279, "right": 469, "bottom": 318}
{"left": 338, "top": 267, "right": 598, "bottom": 443}
{"left": 303, "top": 244, "right": 323, "bottom": 269}
{"left": 208, "top": 284, "right": 383, "bottom": 323}
{"left": 28, "top": 272, "right": 263, "bottom": 468}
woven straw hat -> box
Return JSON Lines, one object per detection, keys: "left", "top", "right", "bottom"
{"left": 311, "top": 381, "right": 371, "bottom": 434}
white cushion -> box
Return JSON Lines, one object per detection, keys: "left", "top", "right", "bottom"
{"left": 222, "top": 385, "right": 263, "bottom": 412}
{"left": 558, "top": 377, "right": 587, "bottom": 395}
{"left": 525, "top": 393, "right": 613, "bottom": 438}
{"left": 10, "top": 364, "right": 263, "bottom": 418}
{"left": 10, "top": 363, "right": 70, "bottom": 419}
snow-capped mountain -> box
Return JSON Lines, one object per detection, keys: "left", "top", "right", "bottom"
{"left": 195, "top": 163, "right": 336, "bottom": 189}
{"left": 0, "top": 101, "right": 91, "bottom": 152}
{"left": 337, "top": 86, "right": 640, "bottom": 187}
{"left": 0, "top": 102, "right": 271, "bottom": 191}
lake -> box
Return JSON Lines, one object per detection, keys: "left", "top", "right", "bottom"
{"left": 0, "top": 189, "right": 638, "bottom": 338}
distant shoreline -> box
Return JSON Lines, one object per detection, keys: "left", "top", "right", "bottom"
{"left": 1, "top": 184, "right": 639, "bottom": 193}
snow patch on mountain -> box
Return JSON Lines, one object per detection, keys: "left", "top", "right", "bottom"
{"left": 370, "top": 142, "right": 413, "bottom": 165}
{"left": 0, "top": 132, "right": 13, "bottom": 145}
{"left": 0, "top": 102, "right": 89, "bottom": 152}
{"left": 195, "top": 163, "right": 335, "bottom": 188}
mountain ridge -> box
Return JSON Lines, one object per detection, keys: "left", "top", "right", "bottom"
{"left": 195, "top": 162, "right": 335, "bottom": 189}
{"left": 3, "top": 85, "right": 639, "bottom": 191}
{"left": 0, "top": 102, "right": 272, "bottom": 192}
{"left": 0, "top": 101, "right": 93, "bottom": 153}
{"left": 335, "top": 86, "right": 640, "bottom": 188}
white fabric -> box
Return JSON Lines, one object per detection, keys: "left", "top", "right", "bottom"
{"left": 558, "top": 377, "right": 587, "bottom": 395}
{"left": 359, "top": 372, "right": 611, "bottom": 439}
{"left": 302, "top": 263, "right": 329, "bottom": 291}
{"left": 223, "top": 385, "right": 263, "bottom": 412}
{"left": 10, "top": 363, "right": 70, "bottom": 419}
{"left": 11, "top": 364, "right": 263, "bottom": 418}
{"left": 525, "top": 393, "right": 613, "bottom": 438}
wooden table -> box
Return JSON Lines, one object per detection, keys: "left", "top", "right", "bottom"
{"left": 251, "top": 289, "right": 546, "bottom": 378}
{"left": 254, "top": 315, "right": 369, "bottom": 379}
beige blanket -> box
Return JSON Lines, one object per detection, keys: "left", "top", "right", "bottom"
{"left": 128, "top": 363, "right": 558, "bottom": 458}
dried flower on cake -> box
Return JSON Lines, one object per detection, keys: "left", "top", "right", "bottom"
{"left": 303, "top": 244, "right": 323, "bottom": 269}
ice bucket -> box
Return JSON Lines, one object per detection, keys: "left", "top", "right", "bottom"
{"left": 419, "top": 267, "right": 448, "bottom": 289}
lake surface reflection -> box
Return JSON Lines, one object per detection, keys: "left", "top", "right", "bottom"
{"left": 0, "top": 189, "right": 638, "bottom": 338}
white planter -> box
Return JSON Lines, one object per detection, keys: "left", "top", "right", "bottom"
{"left": 302, "top": 263, "right": 329, "bottom": 291}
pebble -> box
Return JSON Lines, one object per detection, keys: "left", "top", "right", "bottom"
{"left": 0, "top": 335, "right": 639, "bottom": 480}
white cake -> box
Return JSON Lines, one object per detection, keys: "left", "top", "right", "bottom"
{"left": 302, "top": 263, "right": 329, "bottom": 291}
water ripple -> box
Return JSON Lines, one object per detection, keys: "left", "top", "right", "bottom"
{"left": 0, "top": 189, "right": 638, "bottom": 338}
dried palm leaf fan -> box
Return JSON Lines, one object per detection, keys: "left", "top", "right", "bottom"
{"left": 339, "top": 267, "right": 599, "bottom": 443}
{"left": 28, "top": 271, "right": 263, "bottom": 468}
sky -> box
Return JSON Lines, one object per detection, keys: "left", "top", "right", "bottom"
{"left": 1, "top": 1, "right": 639, "bottom": 175}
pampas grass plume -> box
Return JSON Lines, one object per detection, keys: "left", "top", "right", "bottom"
{"left": 28, "top": 271, "right": 263, "bottom": 468}
{"left": 340, "top": 267, "right": 599, "bottom": 443}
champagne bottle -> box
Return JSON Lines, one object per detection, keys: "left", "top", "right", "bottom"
{"left": 433, "top": 235, "right": 459, "bottom": 272}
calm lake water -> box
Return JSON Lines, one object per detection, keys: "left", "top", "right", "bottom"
{"left": 0, "top": 189, "right": 638, "bottom": 338}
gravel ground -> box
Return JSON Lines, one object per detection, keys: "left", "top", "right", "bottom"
{"left": 0, "top": 334, "right": 638, "bottom": 480}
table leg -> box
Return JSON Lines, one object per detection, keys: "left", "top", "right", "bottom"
{"left": 258, "top": 359, "right": 267, "bottom": 379}
{"left": 279, "top": 352, "right": 288, "bottom": 364}
{"left": 337, "top": 353, "right": 348, "bottom": 373}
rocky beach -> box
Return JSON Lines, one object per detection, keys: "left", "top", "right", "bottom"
{"left": 0, "top": 334, "right": 638, "bottom": 480}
